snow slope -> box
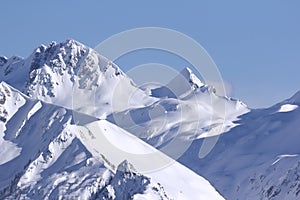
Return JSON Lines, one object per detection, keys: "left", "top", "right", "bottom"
{"left": 105, "top": 63, "right": 300, "bottom": 199}
{"left": 0, "top": 82, "right": 26, "bottom": 165}
{"left": 0, "top": 82, "right": 222, "bottom": 199}
{"left": 76, "top": 119, "right": 224, "bottom": 200}
{"left": 177, "top": 91, "right": 300, "bottom": 199}
{"left": 278, "top": 104, "right": 298, "bottom": 113}
{"left": 0, "top": 83, "right": 170, "bottom": 199}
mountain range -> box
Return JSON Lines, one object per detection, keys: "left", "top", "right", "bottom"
{"left": 0, "top": 39, "right": 299, "bottom": 199}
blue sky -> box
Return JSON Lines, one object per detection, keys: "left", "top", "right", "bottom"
{"left": 0, "top": 0, "right": 299, "bottom": 108}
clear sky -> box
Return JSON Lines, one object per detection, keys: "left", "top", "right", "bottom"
{"left": 0, "top": 0, "right": 299, "bottom": 108}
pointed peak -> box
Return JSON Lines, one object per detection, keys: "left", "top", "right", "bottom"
{"left": 116, "top": 160, "right": 137, "bottom": 173}
{"left": 62, "top": 38, "right": 85, "bottom": 48}
{"left": 34, "top": 44, "right": 47, "bottom": 54}
{"left": 49, "top": 41, "right": 57, "bottom": 46}
{"left": 65, "top": 38, "right": 78, "bottom": 44}
{"left": 181, "top": 66, "right": 193, "bottom": 74}
{"left": 0, "top": 81, "right": 8, "bottom": 89}
{"left": 41, "top": 39, "right": 86, "bottom": 53}
{"left": 286, "top": 90, "right": 300, "bottom": 104}
{"left": 0, "top": 82, "right": 14, "bottom": 99}
{"left": 0, "top": 81, "right": 23, "bottom": 94}
{"left": 0, "top": 81, "right": 9, "bottom": 87}
{"left": 9, "top": 55, "right": 23, "bottom": 61}
{"left": 180, "top": 67, "right": 204, "bottom": 88}
{"left": 0, "top": 56, "right": 8, "bottom": 66}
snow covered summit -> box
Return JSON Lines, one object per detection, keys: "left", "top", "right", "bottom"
{"left": 0, "top": 39, "right": 155, "bottom": 118}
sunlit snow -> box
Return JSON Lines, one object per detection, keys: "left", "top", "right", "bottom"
{"left": 278, "top": 104, "right": 298, "bottom": 113}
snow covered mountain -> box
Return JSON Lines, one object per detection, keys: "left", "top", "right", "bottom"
{"left": 0, "top": 81, "right": 223, "bottom": 199}
{"left": 108, "top": 66, "right": 249, "bottom": 159}
{"left": 0, "top": 40, "right": 155, "bottom": 118}
{"left": 0, "top": 82, "right": 169, "bottom": 199}
{"left": 184, "top": 91, "right": 300, "bottom": 199}
{"left": 1, "top": 39, "right": 300, "bottom": 199}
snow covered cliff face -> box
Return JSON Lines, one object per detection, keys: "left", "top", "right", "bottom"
{"left": 0, "top": 40, "right": 155, "bottom": 118}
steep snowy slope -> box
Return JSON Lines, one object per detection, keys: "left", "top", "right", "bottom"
{"left": 0, "top": 40, "right": 155, "bottom": 118}
{"left": 0, "top": 82, "right": 223, "bottom": 199}
{"left": 76, "top": 119, "right": 224, "bottom": 200}
{"left": 177, "top": 91, "right": 300, "bottom": 199}
{"left": 0, "top": 82, "right": 27, "bottom": 165}
{"left": 0, "top": 82, "right": 171, "bottom": 199}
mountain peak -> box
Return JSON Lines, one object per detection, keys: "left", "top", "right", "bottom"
{"left": 0, "top": 56, "right": 7, "bottom": 66}
{"left": 180, "top": 67, "right": 204, "bottom": 89}
{"left": 33, "top": 44, "right": 47, "bottom": 54}
{"left": 117, "top": 160, "right": 137, "bottom": 173}
{"left": 287, "top": 90, "right": 300, "bottom": 104}
{"left": 61, "top": 38, "right": 85, "bottom": 49}
{"left": 0, "top": 81, "right": 11, "bottom": 88}
{"left": 151, "top": 67, "right": 208, "bottom": 98}
{"left": 64, "top": 38, "right": 81, "bottom": 45}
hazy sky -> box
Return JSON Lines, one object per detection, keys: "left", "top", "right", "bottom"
{"left": 0, "top": 0, "right": 299, "bottom": 108}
